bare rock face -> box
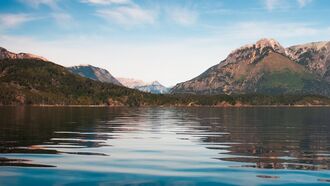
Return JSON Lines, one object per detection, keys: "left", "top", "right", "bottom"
{"left": 171, "top": 39, "right": 330, "bottom": 96}
{"left": 16, "top": 53, "right": 48, "bottom": 61}
{"left": 0, "top": 47, "right": 48, "bottom": 61}
{"left": 223, "top": 38, "right": 286, "bottom": 66}
{"left": 67, "top": 65, "right": 122, "bottom": 86}
{"left": 0, "top": 47, "right": 16, "bottom": 59}
{"left": 287, "top": 41, "right": 330, "bottom": 81}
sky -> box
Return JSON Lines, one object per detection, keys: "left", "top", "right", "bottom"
{"left": 0, "top": 0, "right": 330, "bottom": 86}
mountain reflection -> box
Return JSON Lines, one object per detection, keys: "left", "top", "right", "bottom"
{"left": 183, "top": 108, "right": 330, "bottom": 170}
{"left": 0, "top": 107, "right": 329, "bottom": 171}
{"left": 0, "top": 107, "right": 126, "bottom": 149}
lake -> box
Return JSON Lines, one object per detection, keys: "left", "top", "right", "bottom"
{"left": 0, "top": 107, "right": 329, "bottom": 185}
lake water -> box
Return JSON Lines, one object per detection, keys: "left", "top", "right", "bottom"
{"left": 0, "top": 107, "right": 329, "bottom": 185}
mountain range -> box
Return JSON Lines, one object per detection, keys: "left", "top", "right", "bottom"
{"left": 171, "top": 39, "right": 330, "bottom": 96}
{"left": 67, "top": 66, "right": 169, "bottom": 94}
{"left": 1, "top": 38, "right": 330, "bottom": 97}
{"left": 0, "top": 47, "right": 170, "bottom": 95}
{"left": 1, "top": 44, "right": 330, "bottom": 106}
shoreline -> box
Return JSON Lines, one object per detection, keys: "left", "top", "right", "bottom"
{"left": 1, "top": 104, "right": 330, "bottom": 108}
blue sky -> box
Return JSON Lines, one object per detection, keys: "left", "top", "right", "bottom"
{"left": 0, "top": 0, "right": 330, "bottom": 86}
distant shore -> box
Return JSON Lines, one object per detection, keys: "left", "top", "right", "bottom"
{"left": 2, "top": 104, "right": 330, "bottom": 108}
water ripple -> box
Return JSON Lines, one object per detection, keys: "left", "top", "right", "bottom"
{"left": 0, "top": 107, "right": 329, "bottom": 185}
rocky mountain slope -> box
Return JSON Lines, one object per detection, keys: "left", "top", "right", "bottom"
{"left": 0, "top": 47, "right": 48, "bottom": 61}
{"left": 67, "top": 65, "right": 122, "bottom": 86}
{"left": 171, "top": 39, "right": 330, "bottom": 96}
{"left": 287, "top": 41, "right": 330, "bottom": 82}
{"left": 118, "top": 78, "right": 169, "bottom": 94}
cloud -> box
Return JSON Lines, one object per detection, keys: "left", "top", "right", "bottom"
{"left": 82, "top": 0, "right": 131, "bottom": 5}
{"left": 18, "top": 0, "right": 75, "bottom": 28}
{"left": 297, "top": 0, "right": 313, "bottom": 7}
{"left": 265, "top": 0, "right": 281, "bottom": 10}
{"left": 202, "top": 21, "right": 330, "bottom": 49}
{"left": 231, "top": 22, "right": 319, "bottom": 39}
{"left": 97, "top": 5, "right": 156, "bottom": 26}
{"left": 19, "top": 0, "right": 59, "bottom": 9}
{"left": 0, "top": 13, "right": 37, "bottom": 29}
{"left": 95, "top": 3, "right": 199, "bottom": 27}
{"left": 264, "top": 0, "right": 313, "bottom": 11}
{"left": 166, "top": 7, "right": 198, "bottom": 26}
{"left": 51, "top": 12, "right": 75, "bottom": 28}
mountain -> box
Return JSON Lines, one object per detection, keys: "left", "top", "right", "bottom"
{"left": 67, "top": 65, "right": 122, "bottom": 86}
{"left": 171, "top": 39, "right": 330, "bottom": 96}
{"left": 118, "top": 78, "right": 169, "bottom": 94}
{"left": 1, "top": 56, "right": 329, "bottom": 106}
{"left": 0, "top": 58, "right": 160, "bottom": 106}
{"left": 117, "top": 78, "right": 147, "bottom": 88}
{"left": 135, "top": 81, "right": 169, "bottom": 94}
{"left": 0, "top": 47, "right": 48, "bottom": 61}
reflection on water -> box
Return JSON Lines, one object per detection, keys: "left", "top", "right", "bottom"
{"left": 0, "top": 107, "right": 329, "bottom": 185}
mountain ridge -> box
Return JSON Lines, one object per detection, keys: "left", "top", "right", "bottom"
{"left": 171, "top": 38, "right": 330, "bottom": 96}
{"left": 67, "top": 65, "right": 122, "bottom": 86}
{"left": 1, "top": 47, "right": 330, "bottom": 106}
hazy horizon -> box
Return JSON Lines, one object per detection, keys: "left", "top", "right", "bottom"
{"left": 1, "top": 0, "right": 330, "bottom": 86}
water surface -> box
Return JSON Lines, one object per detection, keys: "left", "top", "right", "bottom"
{"left": 0, "top": 107, "right": 329, "bottom": 185}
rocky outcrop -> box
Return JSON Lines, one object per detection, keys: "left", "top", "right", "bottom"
{"left": 0, "top": 47, "right": 48, "bottom": 61}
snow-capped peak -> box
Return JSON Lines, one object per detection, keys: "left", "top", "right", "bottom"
{"left": 151, "top": 81, "right": 162, "bottom": 86}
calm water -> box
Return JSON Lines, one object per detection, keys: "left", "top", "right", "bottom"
{"left": 0, "top": 107, "right": 329, "bottom": 185}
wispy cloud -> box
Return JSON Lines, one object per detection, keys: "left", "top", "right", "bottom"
{"left": 297, "top": 0, "right": 313, "bottom": 7}
{"left": 201, "top": 21, "right": 330, "bottom": 49}
{"left": 82, "top": 0, "right": 131, "bottom": 5}
{"left": 18, "top": 0, "right": 75, "bottom": 28}
{"left": 231, "top": 22, "right": 320, "bottom": 39}
{"left": 166, "top": 7, "right": 198, "bottom": 26}
{"left": 265, "top": 0, "right": 281, "bottom": 11}
{"left": 264, "top": 0, "right": 313, "bottom": 11}
{"left": 0, "top": 13, "right": 38, "bottom": 29}
{"left": 19, "top": 0, "right": 59, "bottom": 9}
{"left": 94, "top": 2, "right": 199, "bottom": 27}
{"left": 97, "top": 5, "right": 156, "bottom": 26}
{"left": 51, "top": 12, "right": 74, "bottom": 28}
